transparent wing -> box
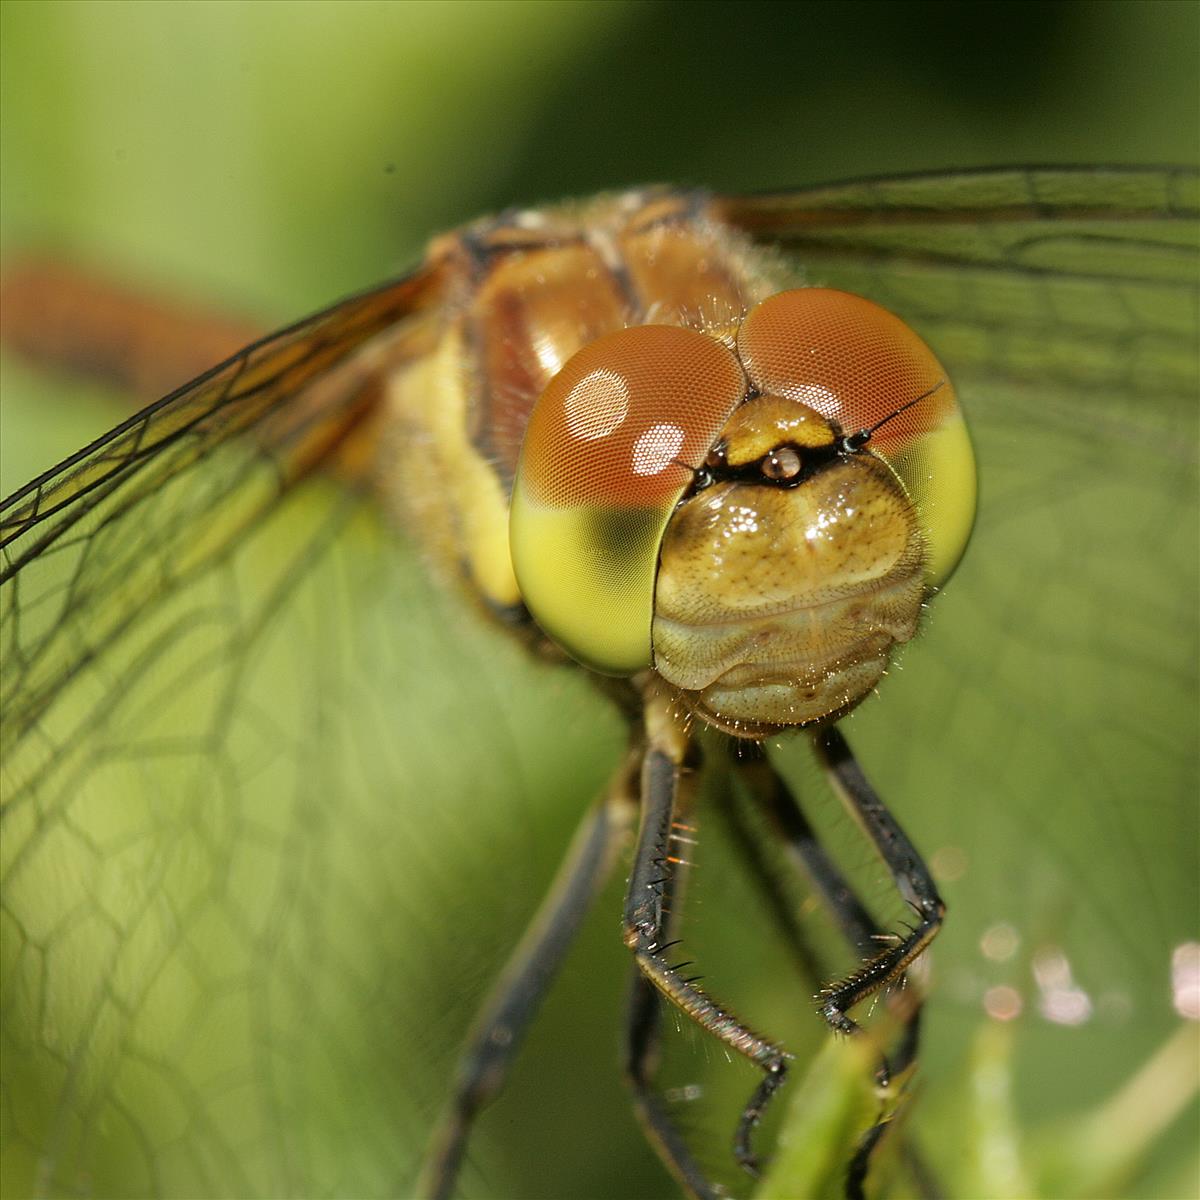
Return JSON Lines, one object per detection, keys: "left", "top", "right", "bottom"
{"left": 0, "top": 251, "right": 652, "bottom": 1199}
{"left": 1, "top": 260, "right": 449, "bottom": 718}
{"left": 3, "top": 168, "right": 1197, "bottom": 1200}
{"left": 1, "top": 260, "right": 449, "bottom": 553}
{"left": 714, "top": 166, "right": 1197, "bottom": 401}
{"left": 720, "top": 167, "right": 1200, "bottom": 1191}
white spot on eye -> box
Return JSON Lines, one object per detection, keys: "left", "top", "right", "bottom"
{"left": 565, "top": 369, "right": 629, "bottom": 441}
{"left": 792, "top": 382, "right": 839, "bottom": 416}
{"left": 632, "top": 423, "right": 685, "bottom": 476}
{"left": 1171, "top": 942, "right": 1200, "bottom": 1020}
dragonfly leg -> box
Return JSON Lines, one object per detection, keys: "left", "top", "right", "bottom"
{"left": 730, "top": 743, "right": 936, "bottom": 1200}
{"left": 810, "top": 725, "right": 944, "bottom": 1038}
{"left": 729, "top": 743, "right": 923, "bottom": 1060}
{"left": 623, "top": 738, "right": 791, "bottom": 1184}
{"left": 623, "top": 967, "right": 724, "bottom": 1200}
{"left": 621, "top": 750, "right": 719, "bottom": 1200}
{"left": 416, "top": 754, "right": 639, "bottom": 1200}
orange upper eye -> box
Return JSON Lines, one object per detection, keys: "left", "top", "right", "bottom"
{"left": 510, "top": 324, "right": 746, "bottom": 674}
{"left": 738, "top": 288, "right": 957, "bottom": 449}
{"left": 517, "top": 324, "right": 747, "bottom": 509}
{"left": 738, "top": 289, "right": 976, "bottom": 587}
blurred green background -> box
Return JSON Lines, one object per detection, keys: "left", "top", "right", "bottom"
{"left": 2, "top": 0, "right": 1197, "bottom": 462}
{"left": 2, "top": 3, "right": 1197, "bottom": 1200}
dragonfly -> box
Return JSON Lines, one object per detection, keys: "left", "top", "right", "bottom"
{"left": 1, "top": 168, "right": 1197, "bottom": 1200}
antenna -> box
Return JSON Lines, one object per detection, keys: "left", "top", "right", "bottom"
{"left": 842, "top": 380, "right": 945, "bottom": 452}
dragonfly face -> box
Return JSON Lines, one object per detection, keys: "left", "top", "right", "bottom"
{"left": 1, "top": 169, "right": 1197, "bottom": 1200}
{"left": 428, "top": 195, "right": 975, "bottom": 735}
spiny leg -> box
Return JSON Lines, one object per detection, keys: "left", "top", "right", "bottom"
{"left": 817, "top": 726, "right": 942, "bottom": 1199}
{"left": 417, "top": 753, "right": 639, "bottom": 1200}
{"left": 623, "top": 732, "right": 790, "bottom": 1186}
{"left": 729, "top": 739, "right": 938, "bottom": 1200}
{"left": 722, "top": 742, "right": 876, "bottom": 976}
{"left": 811, "top": 725, "right": 944, "bottom": 1038}
{"left": 729, "top": 743, "right": 921, "bottom": 1065}
{"left": 624, "top": 960, "right": 724, "bottom": 1199}
{"left": 622, "top": 769, "right": 717, "bottom": 1199}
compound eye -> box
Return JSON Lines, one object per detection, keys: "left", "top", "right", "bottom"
{"left": 511, "top": 324, "right": 746, "bottom": 673}
{"left": 738, "top": 289, "right": 976, "bottom": 586}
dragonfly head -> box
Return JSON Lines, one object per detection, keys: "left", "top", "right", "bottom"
{"left": 510, "top": 289, "right": 976, "bottom": 733}
{"left": 652, "top": 395, "right": 926, "bottom": 736}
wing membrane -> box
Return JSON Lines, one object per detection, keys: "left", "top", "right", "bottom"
{"left": 0, "top": 263, "right": 463, "bottom": 1192}
{"left": 1, "top": 266, "right": 446, "bottom": 745}
{"left": 1, "top": 265, "right": 447, "bottom": 557}
{"left": 0, "top": 249, "right": 636, "bottom": 1198}
{"left": 2, "top": 170, "right": 1197, "bottom": 1199}
{"left": 728, "top": 169, "right": 1199, "bottom": 1157}
{"left": 715, "top": 167, "right": 1199, "bottom": 402}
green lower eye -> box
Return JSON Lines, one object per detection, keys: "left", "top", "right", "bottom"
{"left": 509, "top": 495, "right": 668, "bottom": 674}
{"left": 885, "top": 415, "right": 977, "bottom": 587}
{"left": 509, "top": 323, "right": 747, "bottom": 673}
